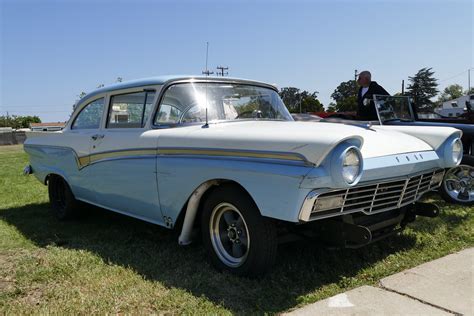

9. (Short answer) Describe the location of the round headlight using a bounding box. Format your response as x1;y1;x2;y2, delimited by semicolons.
342;148;362;184
452;138;463;164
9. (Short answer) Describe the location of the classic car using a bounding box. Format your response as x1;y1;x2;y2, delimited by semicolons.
319;95;473;206
24;76;463;276
371;95;473;206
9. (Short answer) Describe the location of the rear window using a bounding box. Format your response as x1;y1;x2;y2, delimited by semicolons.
107;91;155;128
72;98;105;130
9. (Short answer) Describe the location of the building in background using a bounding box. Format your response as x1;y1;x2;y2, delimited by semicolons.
436;95;474;117
30;122;66;132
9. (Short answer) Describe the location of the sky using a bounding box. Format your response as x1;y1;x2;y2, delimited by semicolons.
1;0;473;122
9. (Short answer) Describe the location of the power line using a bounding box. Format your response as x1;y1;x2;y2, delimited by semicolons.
439;70;468;83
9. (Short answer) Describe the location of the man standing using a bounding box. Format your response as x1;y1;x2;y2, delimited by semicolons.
357;71;390;120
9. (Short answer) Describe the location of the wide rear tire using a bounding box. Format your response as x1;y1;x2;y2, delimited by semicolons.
201;184;277;277
48;175;80;220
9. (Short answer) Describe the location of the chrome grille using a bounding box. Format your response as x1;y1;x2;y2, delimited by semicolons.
310;169;445;220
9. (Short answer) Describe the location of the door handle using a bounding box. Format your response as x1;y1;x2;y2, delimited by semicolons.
91;134;104;141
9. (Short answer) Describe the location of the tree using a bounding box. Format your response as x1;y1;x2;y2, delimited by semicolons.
301;93;324;113
326;102;337;112
331;80;358;112
279;87;323;113
438;84;464;102
0;115;41;129
405;67;439;110
465;87;474;95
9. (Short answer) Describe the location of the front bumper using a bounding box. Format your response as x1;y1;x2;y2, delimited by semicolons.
299;168;445;222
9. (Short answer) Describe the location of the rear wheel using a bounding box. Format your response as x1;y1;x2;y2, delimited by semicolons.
440;165;474;206
201;185;277;277
48;175;80;220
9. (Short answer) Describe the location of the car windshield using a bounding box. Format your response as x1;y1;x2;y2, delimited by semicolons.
155;82;293;125
374;95;415;123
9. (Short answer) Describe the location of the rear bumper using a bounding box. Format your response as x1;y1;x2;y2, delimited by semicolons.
299;168;444;222
23;164;33;175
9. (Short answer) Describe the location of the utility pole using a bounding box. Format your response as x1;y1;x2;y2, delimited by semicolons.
216;66;229;76
468;68;471;94
202;42;214;76
402;80;405;95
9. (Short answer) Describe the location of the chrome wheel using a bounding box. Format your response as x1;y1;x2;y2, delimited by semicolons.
209;202;250;268
443;165;474;203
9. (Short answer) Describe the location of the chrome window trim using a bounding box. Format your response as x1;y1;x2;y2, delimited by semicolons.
105;88;158;129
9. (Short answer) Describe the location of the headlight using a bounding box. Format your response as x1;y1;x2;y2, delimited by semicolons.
330;144;363;187
342;148;362;184
452;138;463;165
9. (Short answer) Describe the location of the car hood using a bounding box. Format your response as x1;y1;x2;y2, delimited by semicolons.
156;121;436;166
384;120;474;135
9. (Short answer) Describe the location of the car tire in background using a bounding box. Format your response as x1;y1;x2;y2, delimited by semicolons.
439;165;474;206
201;184;277;277
48;175;81;220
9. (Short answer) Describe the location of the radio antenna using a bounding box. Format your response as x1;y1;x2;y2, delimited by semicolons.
202;42;214;76
202;42;211;128
202;108;209;128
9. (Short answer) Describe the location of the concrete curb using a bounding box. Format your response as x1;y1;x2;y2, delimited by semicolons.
284;248;473;316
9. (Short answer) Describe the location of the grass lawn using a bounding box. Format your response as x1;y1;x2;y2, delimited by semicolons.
0;144;473;314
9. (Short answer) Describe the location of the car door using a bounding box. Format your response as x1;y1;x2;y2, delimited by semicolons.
86;89;164;225
65;97;107;203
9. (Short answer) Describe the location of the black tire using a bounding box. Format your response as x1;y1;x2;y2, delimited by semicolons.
439;165;474;206
48;175;80;220
201;184;277;277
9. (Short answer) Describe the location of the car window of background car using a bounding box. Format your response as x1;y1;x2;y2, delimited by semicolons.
71;98;105;130
107;91;155;128
154;83;292;126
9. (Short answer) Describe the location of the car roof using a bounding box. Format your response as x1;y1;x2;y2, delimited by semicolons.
75;75;277;109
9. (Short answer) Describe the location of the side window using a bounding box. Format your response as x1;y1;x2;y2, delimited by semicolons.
107;91;155;128
72;98;105;130
154;103;183;124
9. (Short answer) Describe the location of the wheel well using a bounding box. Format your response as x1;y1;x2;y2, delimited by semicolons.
174;179;255;231
44;173;63;185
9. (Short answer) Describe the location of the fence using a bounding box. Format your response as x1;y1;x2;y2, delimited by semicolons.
0;130;27;145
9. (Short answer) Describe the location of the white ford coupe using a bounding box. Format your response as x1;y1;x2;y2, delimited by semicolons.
24;76;463;276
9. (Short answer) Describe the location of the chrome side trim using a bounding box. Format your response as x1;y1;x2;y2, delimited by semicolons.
24;144;310;170
157;147;309;163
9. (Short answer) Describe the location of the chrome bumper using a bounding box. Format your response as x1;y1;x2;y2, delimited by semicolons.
299;168;445;222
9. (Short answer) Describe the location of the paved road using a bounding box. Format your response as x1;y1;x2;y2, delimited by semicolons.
285;248;473;315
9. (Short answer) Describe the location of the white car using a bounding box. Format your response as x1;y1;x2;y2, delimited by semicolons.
24;76;463;276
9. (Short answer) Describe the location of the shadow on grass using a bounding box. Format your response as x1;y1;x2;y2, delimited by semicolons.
0;202;469;313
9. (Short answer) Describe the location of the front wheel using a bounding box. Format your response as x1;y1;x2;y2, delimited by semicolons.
439;165;474;206
201;185;277;277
